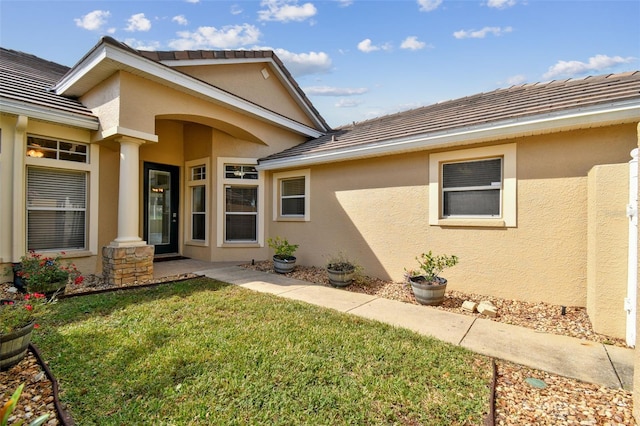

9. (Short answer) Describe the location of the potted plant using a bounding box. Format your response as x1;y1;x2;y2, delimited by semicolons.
405;251;458;306
0;293;50;371
11;251;82;296
267;237;299;274
325;252;358;287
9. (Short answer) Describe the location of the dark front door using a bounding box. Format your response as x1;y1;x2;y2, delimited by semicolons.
144;162;179;255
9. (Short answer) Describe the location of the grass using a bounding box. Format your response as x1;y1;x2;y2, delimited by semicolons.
34;278;491;425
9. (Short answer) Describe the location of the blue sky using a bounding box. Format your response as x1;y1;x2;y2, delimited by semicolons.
1;0;638;127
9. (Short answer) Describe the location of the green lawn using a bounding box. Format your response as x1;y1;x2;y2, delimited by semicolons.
35;278;491;425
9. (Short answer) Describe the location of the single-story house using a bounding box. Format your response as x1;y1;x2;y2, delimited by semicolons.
1;37;639;348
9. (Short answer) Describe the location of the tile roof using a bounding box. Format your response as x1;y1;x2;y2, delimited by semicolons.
0;47;96;119
136;46;329;131
260;71;640;163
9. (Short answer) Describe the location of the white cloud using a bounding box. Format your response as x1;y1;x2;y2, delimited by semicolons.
453;26;513;39
172;15;188;26
230;4;243;15
504;74;527;86
169;24;261;49
273;48;332;76
400;36;427;50
358;39;378;53
417;0;442;12
304;86;368;96
357;39;392;53
74;10;111;31
123;39;161;51
185;0;200;3
258;0;317;22
543;54;635;79
335;98;362;108
125;13;151;32
336;0;354;7
487;0;516;9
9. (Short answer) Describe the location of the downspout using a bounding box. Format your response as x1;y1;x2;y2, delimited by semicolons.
626;148;638;347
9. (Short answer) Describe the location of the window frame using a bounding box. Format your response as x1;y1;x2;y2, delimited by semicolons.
429;144;516;227
24;134;97;255
217;157;264;247
185;158;210;247
272;169;310;221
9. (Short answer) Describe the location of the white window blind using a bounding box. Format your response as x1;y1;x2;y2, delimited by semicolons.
281;177;305;216
442;158;502;217
27;167;87;250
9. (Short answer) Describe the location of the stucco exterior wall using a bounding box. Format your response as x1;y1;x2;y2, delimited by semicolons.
0;114;99;279
174;62;315;128
274;124;637;307
587;164;629;338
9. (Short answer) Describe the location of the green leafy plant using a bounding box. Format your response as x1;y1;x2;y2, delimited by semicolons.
11;251;83;294
267;237;298;260
0;293;51;334
406;251;458;283
1;384;50;426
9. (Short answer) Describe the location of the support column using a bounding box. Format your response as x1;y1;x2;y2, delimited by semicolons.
11;115;28;262
111;136;146;247
102;136;154;286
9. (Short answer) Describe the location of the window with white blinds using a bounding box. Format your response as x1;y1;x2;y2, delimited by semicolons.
281;177;305;216
442;158;502;217
27;167;87;250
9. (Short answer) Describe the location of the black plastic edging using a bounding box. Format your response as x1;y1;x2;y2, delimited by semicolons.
28;343;75;426
485;358;497;426
57;274;204;300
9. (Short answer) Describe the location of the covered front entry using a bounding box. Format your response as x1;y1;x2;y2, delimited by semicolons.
143;162;179;255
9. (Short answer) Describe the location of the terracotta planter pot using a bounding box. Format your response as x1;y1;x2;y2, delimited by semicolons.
409;276;447;306
0;322;34;371
273;255;296;274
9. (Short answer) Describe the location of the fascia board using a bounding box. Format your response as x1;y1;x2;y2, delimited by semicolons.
55;45;326;138
257;103;640;171
0;98;99;130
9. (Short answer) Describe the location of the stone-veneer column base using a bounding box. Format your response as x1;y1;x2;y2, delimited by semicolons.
102;245;154;287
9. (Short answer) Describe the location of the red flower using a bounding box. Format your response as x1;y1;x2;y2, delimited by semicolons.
33;324;40;329
33;293;45;298
25;304;33;311
24;294;31;300
74;275;84;285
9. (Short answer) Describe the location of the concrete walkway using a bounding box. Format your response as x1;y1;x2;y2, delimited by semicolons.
154;259;634;391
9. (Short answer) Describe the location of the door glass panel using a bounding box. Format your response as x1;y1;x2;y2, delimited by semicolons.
148;170;171;245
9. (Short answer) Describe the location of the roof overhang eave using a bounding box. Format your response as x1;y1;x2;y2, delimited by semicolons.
53;42;327;138
0;98;99;130
257;102;640;171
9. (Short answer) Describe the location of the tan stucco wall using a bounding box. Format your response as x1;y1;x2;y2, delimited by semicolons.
273;124;637;308
174;62;316;128
0;114;99;280
587;164;629;338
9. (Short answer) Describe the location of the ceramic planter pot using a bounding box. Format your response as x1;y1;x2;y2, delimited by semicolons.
327;266;355;287
273;255;296;274
409;276;447;306
0;322;34;371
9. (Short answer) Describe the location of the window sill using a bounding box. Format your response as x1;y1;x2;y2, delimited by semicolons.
221;242;261;248
436;219;506;228
275;216;307;222
186;240;209;247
